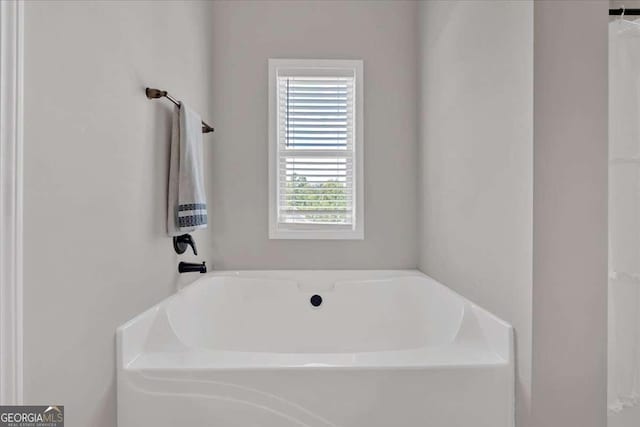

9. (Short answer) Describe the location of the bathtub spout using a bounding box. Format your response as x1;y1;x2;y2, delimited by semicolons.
178;262;207;274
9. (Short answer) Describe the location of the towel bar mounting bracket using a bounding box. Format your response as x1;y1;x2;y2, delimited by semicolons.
145;87;214;134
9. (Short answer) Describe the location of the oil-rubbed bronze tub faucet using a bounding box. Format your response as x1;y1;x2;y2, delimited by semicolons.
178;262;207;274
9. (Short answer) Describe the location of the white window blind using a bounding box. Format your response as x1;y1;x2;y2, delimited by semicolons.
269;59;363;240
277;74;355;226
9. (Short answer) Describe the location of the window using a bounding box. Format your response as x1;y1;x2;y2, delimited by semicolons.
268;59;364;239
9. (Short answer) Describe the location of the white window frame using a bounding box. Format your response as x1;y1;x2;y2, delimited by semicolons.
268;58;364;240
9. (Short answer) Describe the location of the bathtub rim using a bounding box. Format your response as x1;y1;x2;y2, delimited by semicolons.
118;269;511;332
117;269;513;370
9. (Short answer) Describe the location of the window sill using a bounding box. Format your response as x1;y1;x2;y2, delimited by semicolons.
269;226;364;240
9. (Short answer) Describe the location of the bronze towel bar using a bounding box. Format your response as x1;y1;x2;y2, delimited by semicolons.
145;87;214;134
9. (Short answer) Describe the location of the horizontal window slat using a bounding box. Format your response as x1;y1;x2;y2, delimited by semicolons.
285;136;349;140
284;167;349;170
280;91;349;95
282;181;349;185
282;194;351;198
282;83;350;89
283;177;348;180
283;112;348;116
282;100;349;105
286;139;348;143
281;209;351;214
285;171;347;175
285;136;348;140
285;162;348;165
284;164;348;168
286;107;348;111
287;103;349;111
281;85;351;90
287;145;347;151
284;157;348;161
281;186;349;190
284;159;348;163
280;79;350;83
282;203;352;206
287;121;348;126
282;188;350;191
285;131;348;135
282;199;352;203
283;185;350;188
284;121;350;125
282;195;350;198
280;181;349;184
283;93;349;97
283;174;351;177
285;168;347;173
281;211;351;215
283;181;351;185
284;182;349;185
282;197;350;201
283;181;349;185
283;135;350;141
282;204;351;208
282;189;350;193
284;146;348;150
285;121;349;125
285;124;349;128
283;113;348;118
280;150;353;157
282;202;351;206
284;95;348;100
282;201;351;205
284;146;350;150
285;182;348;186
285;123;348;127
286;130;348;134
283;136;351;139
281;86;350;90
281;221;351;225
286;104;348;109
281;90;349;94
280;210;350;214
285;103;348;108
283;87;350;91
280;220;351;225
284;145;350;148
282;88;350;92
283;167;347;172
286;126;348;129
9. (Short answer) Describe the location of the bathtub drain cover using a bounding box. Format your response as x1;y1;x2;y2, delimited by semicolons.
310;294;323;307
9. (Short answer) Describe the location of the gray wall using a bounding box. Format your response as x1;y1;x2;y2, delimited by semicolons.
417;1;534;425
23;1;215;426
22;1;418;425
418;2;609;427
207;0;418;269
532;2;608;427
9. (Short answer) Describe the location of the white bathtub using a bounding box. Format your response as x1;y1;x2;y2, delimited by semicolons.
117;270;514;427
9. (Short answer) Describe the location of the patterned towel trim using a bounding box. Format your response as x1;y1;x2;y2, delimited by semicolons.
177;203;208;228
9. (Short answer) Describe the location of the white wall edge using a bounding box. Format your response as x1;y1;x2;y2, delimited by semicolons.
0;0;24;405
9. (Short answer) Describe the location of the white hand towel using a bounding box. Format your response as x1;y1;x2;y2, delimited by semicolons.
167;102;207;236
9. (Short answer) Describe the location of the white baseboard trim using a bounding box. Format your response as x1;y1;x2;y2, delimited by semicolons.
0;0;24;405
